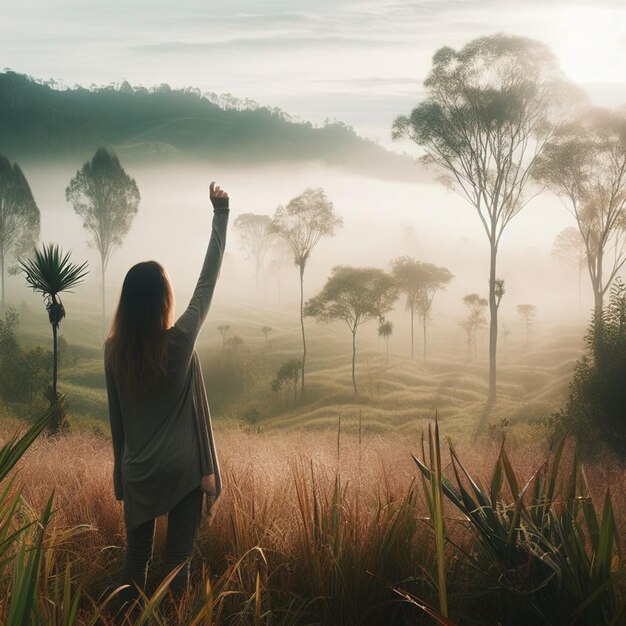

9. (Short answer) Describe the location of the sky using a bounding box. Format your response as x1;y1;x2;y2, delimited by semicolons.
2;0;625;147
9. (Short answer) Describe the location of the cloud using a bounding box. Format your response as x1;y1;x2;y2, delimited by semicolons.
315;77;424;88
134;35;404;55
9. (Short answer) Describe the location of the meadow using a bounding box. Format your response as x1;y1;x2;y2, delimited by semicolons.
1;295;624;624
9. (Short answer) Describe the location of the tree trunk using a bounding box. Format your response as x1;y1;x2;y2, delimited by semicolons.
351;327;357;401
52;321;58;401
0;250;4;310
101;254;106;339
593;255;603;312
386;336;389;364
578;262;582;311
410;306;414;359
299;264;306;399
423;315;427;362
488;244;498;404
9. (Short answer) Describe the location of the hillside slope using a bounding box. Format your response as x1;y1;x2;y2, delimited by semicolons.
0;72;423;181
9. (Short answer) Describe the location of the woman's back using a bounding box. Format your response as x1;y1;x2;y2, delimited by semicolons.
105;188;229;529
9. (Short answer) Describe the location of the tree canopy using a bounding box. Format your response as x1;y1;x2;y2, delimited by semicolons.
66;147;140;332
534;107;626;310
0;154;40;306
271;188;342;272
233;213;274;292
305;266;398;398
391;256;453;359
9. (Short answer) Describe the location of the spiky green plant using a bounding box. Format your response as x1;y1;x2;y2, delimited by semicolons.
412;435;625;624
19;244;88;434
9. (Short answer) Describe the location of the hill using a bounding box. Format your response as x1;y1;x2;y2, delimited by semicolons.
0;71;423;181
6;296;582;441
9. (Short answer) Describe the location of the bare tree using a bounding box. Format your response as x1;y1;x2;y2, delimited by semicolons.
535;108;626;311
0;155;40;308
66;148;140;335
233;213;274;294
305;266;398;400
517;304;537;343
393;34;575;403
271;188;342;398
551;227;587;308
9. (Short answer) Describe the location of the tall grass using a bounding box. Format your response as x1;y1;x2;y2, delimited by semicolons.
0;421;624;624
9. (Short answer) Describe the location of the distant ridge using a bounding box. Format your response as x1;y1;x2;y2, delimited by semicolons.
0;72;424;181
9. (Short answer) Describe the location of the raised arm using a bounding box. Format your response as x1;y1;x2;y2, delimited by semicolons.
174;182;230;340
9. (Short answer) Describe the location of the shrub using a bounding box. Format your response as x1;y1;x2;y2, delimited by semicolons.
565;278;626;457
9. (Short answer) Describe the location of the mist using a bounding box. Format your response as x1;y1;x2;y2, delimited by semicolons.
11;159;589;331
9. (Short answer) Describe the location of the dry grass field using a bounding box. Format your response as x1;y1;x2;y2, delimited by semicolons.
0;421;623;625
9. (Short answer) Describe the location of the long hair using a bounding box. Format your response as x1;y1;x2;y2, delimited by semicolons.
107;261;174;390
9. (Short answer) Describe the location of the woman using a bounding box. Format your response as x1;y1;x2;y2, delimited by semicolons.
104;181;230;604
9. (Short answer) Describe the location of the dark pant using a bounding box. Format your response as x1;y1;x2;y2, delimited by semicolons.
118;487;203;604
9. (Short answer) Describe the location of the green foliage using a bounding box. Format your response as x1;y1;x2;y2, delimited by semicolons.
271;188;342;271
65;147;140;271
0;154;40;305
565;278;626;457
200;343;262;416
19;244;89;305
271;358;302;403
0;309;51;411
305;266;398;328
413;435;625;624
20;243;88;433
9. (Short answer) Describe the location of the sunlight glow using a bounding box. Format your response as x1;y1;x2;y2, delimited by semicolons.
550;6;625;85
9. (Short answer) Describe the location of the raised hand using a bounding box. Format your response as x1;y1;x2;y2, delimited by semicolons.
209;181;229;210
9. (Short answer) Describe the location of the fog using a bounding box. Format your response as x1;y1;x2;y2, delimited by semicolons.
10;160;591;336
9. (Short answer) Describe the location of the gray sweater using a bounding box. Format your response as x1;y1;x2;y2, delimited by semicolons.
105;208;229;528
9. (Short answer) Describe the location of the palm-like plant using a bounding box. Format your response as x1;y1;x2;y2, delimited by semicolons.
19;244;88;432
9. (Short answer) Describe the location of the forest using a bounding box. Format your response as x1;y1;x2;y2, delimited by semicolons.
0;32;624;626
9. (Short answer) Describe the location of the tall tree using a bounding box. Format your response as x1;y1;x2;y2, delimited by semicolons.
267;236;293;303
0;155;40;308
551;227;587;307
304;266;398;400
66;148;140;335
233;213;274;294
393;34;573;403
459;293;488;361
517;304;537;343
391;257;453;360
535;108;626;311
271;188;342;398
20;244;88;434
